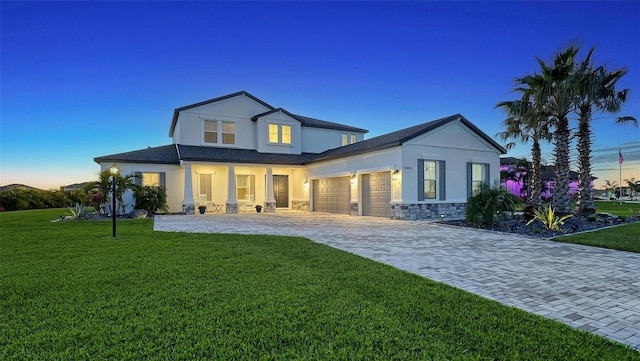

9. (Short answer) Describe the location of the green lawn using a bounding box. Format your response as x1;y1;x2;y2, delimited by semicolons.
595;200;640;216
1;209;638;360
551;201;640;253
554;222;640;253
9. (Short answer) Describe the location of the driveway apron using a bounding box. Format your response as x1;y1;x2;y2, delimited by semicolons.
154;212;640;350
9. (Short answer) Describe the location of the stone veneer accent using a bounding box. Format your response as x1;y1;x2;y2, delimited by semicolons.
291;200;309;211
350;202;358;216
225;203;238;214
392;202;466;221
264;201;276;213
182;204;195;215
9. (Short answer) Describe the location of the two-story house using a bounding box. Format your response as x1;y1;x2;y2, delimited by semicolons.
94;91;506;220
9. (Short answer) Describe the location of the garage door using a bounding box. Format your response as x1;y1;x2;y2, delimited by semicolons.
313;177;350;214
362;172;391;217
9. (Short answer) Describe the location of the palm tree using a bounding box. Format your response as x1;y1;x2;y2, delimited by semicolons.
515;46;581;214
625;177;638;201
496;99;551;207
574;50;637;214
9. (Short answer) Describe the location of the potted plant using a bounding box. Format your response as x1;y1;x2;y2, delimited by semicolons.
255;205;263;213
198;205;207;214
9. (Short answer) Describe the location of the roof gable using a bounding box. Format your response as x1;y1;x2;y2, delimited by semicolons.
169;91;274;137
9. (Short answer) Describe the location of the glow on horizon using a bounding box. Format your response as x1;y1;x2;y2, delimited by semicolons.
1;2;638;190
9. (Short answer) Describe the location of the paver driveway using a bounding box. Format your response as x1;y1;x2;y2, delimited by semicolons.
154;211;640;350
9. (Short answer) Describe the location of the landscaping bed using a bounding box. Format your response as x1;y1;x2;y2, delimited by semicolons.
441;214;639;238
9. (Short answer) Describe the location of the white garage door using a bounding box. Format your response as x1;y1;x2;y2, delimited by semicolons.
362;172;391;217
313;177;350;214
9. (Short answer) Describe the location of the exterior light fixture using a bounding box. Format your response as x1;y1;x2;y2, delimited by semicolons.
110;164;120;238
392;169;400;181
303;179;309;188
350;174;357;185
440;214;445;221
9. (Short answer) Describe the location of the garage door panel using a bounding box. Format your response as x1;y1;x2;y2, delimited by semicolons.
313;177;350;214
364;172;391;217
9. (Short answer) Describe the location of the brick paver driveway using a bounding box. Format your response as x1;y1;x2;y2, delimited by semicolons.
154;211;640;349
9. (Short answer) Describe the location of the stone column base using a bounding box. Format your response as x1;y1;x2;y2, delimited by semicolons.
264;201;276;213
225;203;238;214
182;204;195;215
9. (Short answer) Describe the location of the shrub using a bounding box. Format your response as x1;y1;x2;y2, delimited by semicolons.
134;186;168;215
587;215;597;222
466;183;522;225
66;203;91;220
526;205;573;232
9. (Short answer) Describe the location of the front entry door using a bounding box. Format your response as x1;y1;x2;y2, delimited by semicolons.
273;175;289;208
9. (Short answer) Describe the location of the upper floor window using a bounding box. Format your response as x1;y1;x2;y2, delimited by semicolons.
204;120;235;145
268;123;292;145
222;122;235;144
204;120;217;143
342;133;357;146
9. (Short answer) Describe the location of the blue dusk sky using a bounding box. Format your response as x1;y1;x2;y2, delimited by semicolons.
1;1;639;190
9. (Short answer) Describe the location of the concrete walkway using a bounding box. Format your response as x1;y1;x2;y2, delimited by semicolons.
154;211;640;350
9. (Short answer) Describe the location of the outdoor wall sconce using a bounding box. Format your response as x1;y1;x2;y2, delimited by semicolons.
303;179;309;188
350;174;357;185
392;169;400;181
110;163;120;239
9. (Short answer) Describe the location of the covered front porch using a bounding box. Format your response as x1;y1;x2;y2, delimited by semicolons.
180;162;309;214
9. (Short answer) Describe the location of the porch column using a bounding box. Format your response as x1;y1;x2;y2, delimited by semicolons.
264;167;276;213
226;165;238;214
182;163;195;215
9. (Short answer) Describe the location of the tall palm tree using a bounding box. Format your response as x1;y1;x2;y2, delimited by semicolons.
516;46;581;214
496;99;551;207
574;50;637;214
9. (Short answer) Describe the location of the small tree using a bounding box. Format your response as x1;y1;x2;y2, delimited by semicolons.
134;186;168;215
466;183;522;225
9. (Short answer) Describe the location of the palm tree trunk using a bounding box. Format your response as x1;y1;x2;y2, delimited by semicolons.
553;117;571;214
529;140;542;208
576;117;595;215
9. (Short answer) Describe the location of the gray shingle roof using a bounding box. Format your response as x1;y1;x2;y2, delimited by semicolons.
94;145;180;164
307;114;507;163
169;91;368;136
177;145;316;165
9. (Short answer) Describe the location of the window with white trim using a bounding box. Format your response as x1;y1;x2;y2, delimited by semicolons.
268;123;292;145
423;161;437;199
198;173;213;202
342;133;357;146
204;120;235;145
204;120;217;143
236;175;256;201
222;122;235;144
468;162;489;196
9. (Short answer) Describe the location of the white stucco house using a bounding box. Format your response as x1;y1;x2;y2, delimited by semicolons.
94;91;506;220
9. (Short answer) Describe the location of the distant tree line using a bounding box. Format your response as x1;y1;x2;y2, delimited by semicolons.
0;187;88;212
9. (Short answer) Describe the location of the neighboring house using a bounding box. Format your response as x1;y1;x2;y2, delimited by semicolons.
95;91;505;220
500;157;589;200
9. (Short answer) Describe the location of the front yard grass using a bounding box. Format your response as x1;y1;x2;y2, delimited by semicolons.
1;209;638;359
595;200;640;216
554;222;640;253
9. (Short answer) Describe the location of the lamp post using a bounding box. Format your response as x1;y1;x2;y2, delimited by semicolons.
110;164;119;238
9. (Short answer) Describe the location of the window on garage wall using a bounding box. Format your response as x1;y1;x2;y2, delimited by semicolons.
418;160;446;201
467;162;490;197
